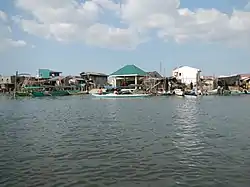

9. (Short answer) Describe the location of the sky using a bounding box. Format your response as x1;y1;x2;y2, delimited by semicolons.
0;0;250;76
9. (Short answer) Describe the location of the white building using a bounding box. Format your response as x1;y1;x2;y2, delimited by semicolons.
172;66;201;85
0;75;13;90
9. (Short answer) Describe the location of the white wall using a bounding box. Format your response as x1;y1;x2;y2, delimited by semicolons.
108;77;116;86
0;76;12;84
172;66;201;85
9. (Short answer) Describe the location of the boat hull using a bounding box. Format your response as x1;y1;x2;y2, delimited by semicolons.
67;90;89;95
175;93;184;96
16;92;31;97
173;89;184;96
32;90;70;97
184;92;198;97
185;94;198;98
91;93;151;98
230;91;242;96
157;91;173;96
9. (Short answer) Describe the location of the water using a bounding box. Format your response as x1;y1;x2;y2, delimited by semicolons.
0;95;250;187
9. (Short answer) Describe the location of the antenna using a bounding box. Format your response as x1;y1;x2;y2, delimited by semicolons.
160;62;162;76
119;0;122;16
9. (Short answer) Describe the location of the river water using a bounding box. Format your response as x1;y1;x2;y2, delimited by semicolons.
0;95;250;187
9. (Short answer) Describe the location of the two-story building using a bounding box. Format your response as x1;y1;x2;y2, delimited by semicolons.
172;66;201;85
38;69;62;79
0;75;14;91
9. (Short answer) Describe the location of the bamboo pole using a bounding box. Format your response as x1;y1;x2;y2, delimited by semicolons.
14;71;18;98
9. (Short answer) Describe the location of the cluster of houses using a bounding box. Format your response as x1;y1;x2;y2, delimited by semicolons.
1;65;250;93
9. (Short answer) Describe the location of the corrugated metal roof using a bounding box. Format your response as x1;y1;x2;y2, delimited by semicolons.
80;72;108;76
147;71;162;78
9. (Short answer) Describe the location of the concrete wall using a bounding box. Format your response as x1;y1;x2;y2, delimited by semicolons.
0;76;13;90
0;76;12;84
172;66;201;85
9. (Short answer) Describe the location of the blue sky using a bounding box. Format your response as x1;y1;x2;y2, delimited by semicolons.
0;0;250;76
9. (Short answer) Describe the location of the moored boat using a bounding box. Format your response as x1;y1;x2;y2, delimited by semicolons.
15;91;31;97
184;89;198;97
243;90;250;94
230;90;242;96
91;93;151;98
157;90;173;96
15;86;44;97
32;90;70;97
67;90;89;95
184;92;198;97
207;89;218;95
173;89;184;96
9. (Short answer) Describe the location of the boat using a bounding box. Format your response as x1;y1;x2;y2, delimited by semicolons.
67;90;89;95
15;86;44;97
207;89;218;95
184;91;198;97
184;88;199;97
173;89;184;96
243;90;250;94
230;90;243;96
220;90;242;96
15;91;31;97
32;90;70;97
157;90;173;96
159;92;173;96
91;93;151;98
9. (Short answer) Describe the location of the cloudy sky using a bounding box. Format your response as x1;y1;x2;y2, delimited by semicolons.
0;0;250;76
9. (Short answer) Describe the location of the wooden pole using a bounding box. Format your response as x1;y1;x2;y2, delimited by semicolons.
163;67;166;91
14;71;18;98
160;62;162;76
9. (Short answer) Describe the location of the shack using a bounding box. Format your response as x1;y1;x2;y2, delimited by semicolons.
80;72;108;89
216;75;241;90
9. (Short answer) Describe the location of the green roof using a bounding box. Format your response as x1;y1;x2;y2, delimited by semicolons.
110;65;147;76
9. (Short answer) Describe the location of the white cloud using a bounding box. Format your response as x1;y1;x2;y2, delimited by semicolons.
0;39;27;51
85;23;147;49
0;11;8;22
13;0;250;49
6;39;27;47
14;0;144;48
0;11;27;51
120;0;250;46
245;1;250;10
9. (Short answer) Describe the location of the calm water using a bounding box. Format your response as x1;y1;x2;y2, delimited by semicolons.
0;95;250;187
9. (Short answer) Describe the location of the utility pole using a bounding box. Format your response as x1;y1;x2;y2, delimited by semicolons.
163;67;166;91
14;71;18;98
160;62;162;76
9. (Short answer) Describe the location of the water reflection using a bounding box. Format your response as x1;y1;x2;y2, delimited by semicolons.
1;96;250;186
172;99;205;162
